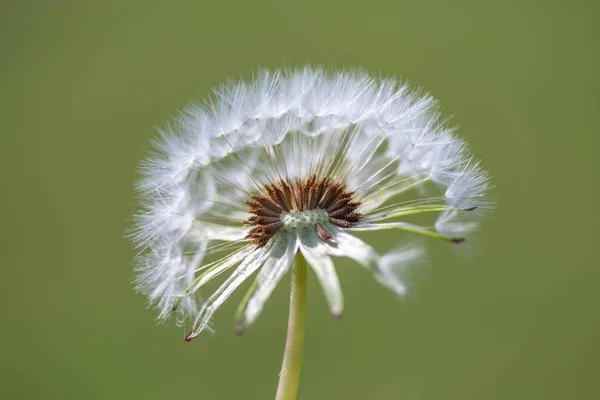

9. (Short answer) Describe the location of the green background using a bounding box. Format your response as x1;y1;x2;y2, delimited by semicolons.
2;0;598;399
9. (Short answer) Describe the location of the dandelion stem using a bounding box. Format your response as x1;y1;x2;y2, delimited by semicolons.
275;252;308;400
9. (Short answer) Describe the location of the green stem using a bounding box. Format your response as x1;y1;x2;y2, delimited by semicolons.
275;252;308;400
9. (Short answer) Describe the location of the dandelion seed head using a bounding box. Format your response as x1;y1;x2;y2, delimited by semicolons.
130;66;492;341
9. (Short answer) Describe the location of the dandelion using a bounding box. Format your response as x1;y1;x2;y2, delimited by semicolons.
131;66;491;399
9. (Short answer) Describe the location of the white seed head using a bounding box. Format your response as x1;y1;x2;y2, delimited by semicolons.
130;66;492;341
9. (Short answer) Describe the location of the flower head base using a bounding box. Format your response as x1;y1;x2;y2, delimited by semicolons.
245;175;361;247
131;66;491;341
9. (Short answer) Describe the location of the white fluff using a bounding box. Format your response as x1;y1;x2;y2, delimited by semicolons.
130;66;491;340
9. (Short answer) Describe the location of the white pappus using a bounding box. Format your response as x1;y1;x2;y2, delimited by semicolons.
130;66;491;341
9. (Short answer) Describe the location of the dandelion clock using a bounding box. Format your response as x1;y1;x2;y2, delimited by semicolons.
130;66;491;399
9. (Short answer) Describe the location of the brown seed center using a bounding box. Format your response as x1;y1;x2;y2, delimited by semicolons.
245;174;361;247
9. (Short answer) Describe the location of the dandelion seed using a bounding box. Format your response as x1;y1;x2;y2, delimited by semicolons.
131;66;491;344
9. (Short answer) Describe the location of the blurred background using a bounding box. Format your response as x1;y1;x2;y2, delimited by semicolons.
1;0;598;399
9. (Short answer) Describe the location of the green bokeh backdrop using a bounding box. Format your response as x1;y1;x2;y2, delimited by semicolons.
1;0;598;399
